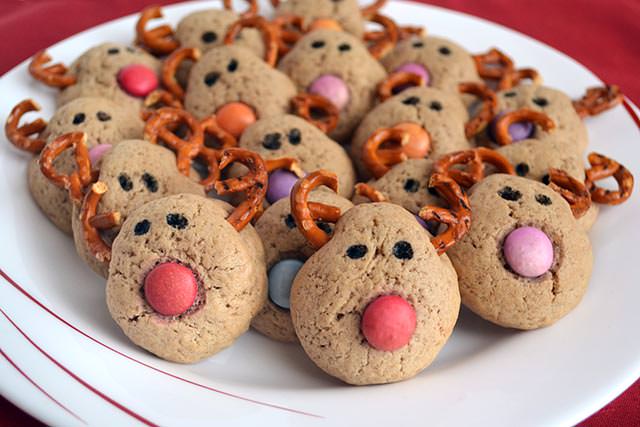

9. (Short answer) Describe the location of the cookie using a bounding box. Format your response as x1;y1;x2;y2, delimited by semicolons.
106;193;267;363
278;29;387;142
447;174;593;329
273;0;366;37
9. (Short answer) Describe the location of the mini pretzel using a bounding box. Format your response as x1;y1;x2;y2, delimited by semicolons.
136;6;179;55
494;108;555;146
224;16;279;67
214;148;268;231
365;14;399;59
572;85;623;118
378;71;425;101
161;48;201;100
362;127;410;179
28;51;76;88
459;82;498;139
584;152;633;205
434;147;515;188
81;182;118;263
290;170;340;249
223;0;258;18
472;48;515;90
291;93;339;134
265;157;304;177
361;0;388;18
546;168;591;218
141;90;184;120
5;99;47;154
354;183;387;202
418;173;472;255
510;68;542;88
39;132;92;203
272;15;305;57
365;25;424;42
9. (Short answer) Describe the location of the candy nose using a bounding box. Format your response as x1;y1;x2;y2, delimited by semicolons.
361;295;416;351
268;259;305;310
489;112;534;143
216;102;257;138
503;226;554;278
395;62;430;87
117;64;159;98
393;122;431;159
144;262;198;316
88;143;112;166
266;169;300;204
308;74;350;111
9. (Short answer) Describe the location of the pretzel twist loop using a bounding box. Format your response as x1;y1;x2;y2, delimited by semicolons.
378;71;425;101
291;93;339;134
272;14;306;57
223;0;259;18
361;0;388;18
28;51;76;88
434;147;515;189
5;99;48;154
472;48;514;89
365;14;399;59
458;82;498;139
547;168;592;218
81;181;119;263
362;127;410;179
494;108;556;146
572;85;623;118
141;89;184;120
135;6;179;55
584;152;633;205
224;16;279;67
161;48;201;100
354;183;387;202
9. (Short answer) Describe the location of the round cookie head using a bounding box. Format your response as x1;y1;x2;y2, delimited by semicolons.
278;29;387;142
106;193;267;363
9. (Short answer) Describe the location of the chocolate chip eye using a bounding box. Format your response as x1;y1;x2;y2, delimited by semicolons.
338;43;351;52
118;173;133;191
227;59;238;72
541;174;551;185
412;41;424;48
504;91;516;98
536;194;552;206
284;213;296;229
427;186;438;196
498;186;522;201
126;46;136;53
346;244;367;259
402;96;420;105
438;46;451;55
96;111;111;122
72;113;85;125
107;48;119;55
311;40;325;49
201;31;217;43
404;178;419;193
392;240;413;260
166;213;188;230
262;133;282;150
316;221;332;234
429;101;443;111
533;97;549;107
134;219;150;236
515;162;529;177
141;172;158;192
288;128;301;145
204;71;220;86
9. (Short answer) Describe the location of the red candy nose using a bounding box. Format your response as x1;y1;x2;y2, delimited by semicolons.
117;64;158;98
361;295;416;351
144;262;198;316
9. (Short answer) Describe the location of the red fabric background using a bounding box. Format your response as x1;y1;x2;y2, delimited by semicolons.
0;1;638;426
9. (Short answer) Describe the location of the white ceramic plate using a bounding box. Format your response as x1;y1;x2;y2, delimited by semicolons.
1;1;638;426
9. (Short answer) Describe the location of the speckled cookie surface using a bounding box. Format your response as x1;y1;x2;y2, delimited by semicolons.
381;35;481;93
71;140;205;277
350;86;471;179
291;203;460;385
447;174;593;329
28;97;145;234
278;30;387;142
184;45;297;120
106;193;267;363
58;43;161;108
274;0;365;37
252;190;354;342
239;115;356;197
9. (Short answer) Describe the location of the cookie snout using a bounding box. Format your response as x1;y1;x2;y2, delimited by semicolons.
144;262;198;316
502;226;554;278
394;62;430;87
117;64;159;97
215;102;257;138
308;74;350;111
361;295;417;351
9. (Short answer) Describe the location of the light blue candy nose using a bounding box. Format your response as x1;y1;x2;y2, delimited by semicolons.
268;259;305;310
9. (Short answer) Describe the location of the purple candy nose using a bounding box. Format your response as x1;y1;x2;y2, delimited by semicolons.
503;226;554;278
395;62;430;87
267;169;300;204
489;112;534;143
308;74;350;111
88;144;112;165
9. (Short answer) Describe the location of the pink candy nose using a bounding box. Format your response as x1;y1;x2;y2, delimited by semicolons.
361;295;416;351
144;262;198;316
395;62;430;86
117;64;158;98
88;144;112;165
308;74;350;111
503;226;554;278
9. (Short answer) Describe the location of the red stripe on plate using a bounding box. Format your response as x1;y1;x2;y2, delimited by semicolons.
0;268;323;418
0;348;87;425
1;309;160;427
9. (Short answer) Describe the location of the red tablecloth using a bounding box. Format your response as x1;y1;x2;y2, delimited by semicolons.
0;1;638;426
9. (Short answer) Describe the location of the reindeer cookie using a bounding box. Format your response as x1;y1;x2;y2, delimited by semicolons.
5;97;145;233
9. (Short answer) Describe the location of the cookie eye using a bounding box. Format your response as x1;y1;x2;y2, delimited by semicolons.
346;244;367;259
427;185;438;196
403;178;419;193
134;219;150;236
96;111;111;122
412;41;424;48
227;59;238;72
107;47;119;55
438;46;451;55
311;40;325;49
126;46;136;53
392;240;413;260
429;101;443;111
533;97;549;107
316;221;332;234
141;172;158;192
515;162;529;177
535;194;552;206
72;113;86;125
288;128;301;145
166;213;188;230
204;71;220;86
402;96;420;105
118;173;133;191
504;91;516;98
201;31;217;43
262;133;282;150
338;43;351;52
284;213;296;229
541;174;551;185
498;186;522;201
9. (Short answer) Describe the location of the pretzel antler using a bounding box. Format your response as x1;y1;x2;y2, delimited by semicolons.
28;51;76;88
272;14;306;57
472;48;514;90
572;85;623;118
224;16;279;67
81;181;119;263
377;71;425;101
354;183;387;202
223;0;258;18
361;0;388;18
493;108;555;146
161;48;201;100
291;93;339;134
135;6;179;55
362;127;410;179
434;147;515;189
5;99;48;154
141;89;184;120
547;168;591;218
458;82;498;139
418;173;472;255
584;152;633;205
365;14;399;59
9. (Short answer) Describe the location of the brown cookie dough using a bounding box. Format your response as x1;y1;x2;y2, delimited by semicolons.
273;0;366;37
239;115;356;197
252;190;354;342
106;193;267;363
278;29;387;142
28;97;145;234
291;203;460;385
447;174;593;329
